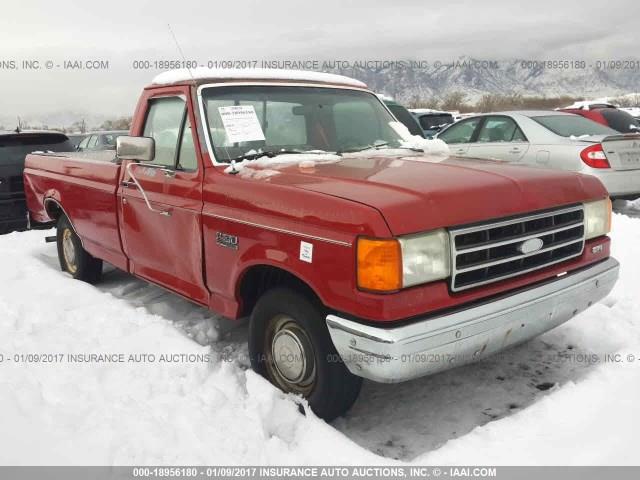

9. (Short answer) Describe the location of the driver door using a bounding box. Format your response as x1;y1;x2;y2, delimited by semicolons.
119;93;208;305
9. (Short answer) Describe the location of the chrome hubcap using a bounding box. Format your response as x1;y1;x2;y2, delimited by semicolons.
267;316;316;394
272;329;307;383
62;229;77;273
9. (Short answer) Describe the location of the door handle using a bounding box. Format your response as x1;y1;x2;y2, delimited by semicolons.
125;162;173;218
121;180;135;188
161;169;176;178
509;148;521;154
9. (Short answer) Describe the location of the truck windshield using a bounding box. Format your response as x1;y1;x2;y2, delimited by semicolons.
0;133;75;165
200;85;407;162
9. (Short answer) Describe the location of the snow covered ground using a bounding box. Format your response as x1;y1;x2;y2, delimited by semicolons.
1;213;639;465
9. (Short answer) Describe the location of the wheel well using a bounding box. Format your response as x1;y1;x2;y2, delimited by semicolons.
44;199;63;221
238;265;322;318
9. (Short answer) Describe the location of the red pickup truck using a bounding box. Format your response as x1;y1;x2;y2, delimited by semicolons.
24;69;619;420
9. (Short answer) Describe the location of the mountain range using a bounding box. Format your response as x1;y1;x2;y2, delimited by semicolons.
333;57;640;103
2;57;639;129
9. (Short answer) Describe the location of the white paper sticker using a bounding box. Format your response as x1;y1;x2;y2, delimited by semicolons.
218;105;266;143
300;241;313;263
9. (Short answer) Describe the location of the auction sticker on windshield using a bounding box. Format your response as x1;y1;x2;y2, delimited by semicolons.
218;105;266;143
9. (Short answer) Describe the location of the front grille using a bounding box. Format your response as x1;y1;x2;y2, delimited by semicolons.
450;205;585;291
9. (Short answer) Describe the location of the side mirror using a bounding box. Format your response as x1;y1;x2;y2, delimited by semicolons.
116;136;155;162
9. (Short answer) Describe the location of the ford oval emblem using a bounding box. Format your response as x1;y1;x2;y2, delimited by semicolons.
518;238;544;254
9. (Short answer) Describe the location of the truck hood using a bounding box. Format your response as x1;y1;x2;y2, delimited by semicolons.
249;154;608;235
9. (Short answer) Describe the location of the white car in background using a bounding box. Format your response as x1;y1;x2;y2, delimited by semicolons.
437;111;640;198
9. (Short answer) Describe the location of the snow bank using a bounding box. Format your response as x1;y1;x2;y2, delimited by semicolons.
1;213;639;465
152;68;367;89
413;214;640;465
0;231;382;465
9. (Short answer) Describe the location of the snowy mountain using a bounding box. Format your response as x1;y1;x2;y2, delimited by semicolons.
333;58;640;103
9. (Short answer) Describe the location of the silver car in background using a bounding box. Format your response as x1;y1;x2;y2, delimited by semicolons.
437;111;640;198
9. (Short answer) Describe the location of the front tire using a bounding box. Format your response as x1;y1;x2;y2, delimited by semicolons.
249;287;362;421
56;214;103;283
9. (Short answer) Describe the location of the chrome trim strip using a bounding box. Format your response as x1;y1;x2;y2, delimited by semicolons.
449;205;585;292
202;212;352;247
451;204;584;235
196;81;373;167
327;257;619;383
455;222;583;253
455;238;584;273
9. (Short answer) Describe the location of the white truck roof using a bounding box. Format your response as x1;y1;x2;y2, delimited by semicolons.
151;68;367;88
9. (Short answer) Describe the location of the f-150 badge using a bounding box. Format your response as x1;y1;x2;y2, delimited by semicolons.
216;232;238;250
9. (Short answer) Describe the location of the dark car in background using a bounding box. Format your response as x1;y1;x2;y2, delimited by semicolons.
409;109;456;138
0;131;75;233
560;105;640;134
76;130;128;151
381;98;424;137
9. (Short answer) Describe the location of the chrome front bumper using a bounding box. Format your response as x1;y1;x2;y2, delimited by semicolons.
327;257;619;383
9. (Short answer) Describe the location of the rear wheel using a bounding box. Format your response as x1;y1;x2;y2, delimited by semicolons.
56;214;103;283
249;287;362;421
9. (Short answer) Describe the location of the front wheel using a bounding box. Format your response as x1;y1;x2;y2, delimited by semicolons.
249;287;362;421
56;214;103;283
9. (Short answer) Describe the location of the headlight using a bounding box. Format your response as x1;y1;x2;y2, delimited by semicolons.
584;198;612;240
399;229;451;287
357;229;451;292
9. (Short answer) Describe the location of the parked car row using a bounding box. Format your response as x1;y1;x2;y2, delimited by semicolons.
68;130;129;151
435;110;640;198
378;95;640;199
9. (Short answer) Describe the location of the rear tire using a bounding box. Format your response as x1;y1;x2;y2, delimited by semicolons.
249;287;362;421
56;214;103;283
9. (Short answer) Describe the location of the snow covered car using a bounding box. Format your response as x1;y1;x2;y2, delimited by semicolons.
23;70;619;420
410;109;455;138
437;111;640;198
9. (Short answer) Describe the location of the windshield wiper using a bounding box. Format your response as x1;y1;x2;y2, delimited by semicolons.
337;141;390;154
226;149;336;163
337;141;424;154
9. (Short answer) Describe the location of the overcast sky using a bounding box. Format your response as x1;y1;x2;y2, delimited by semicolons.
1;0;638;121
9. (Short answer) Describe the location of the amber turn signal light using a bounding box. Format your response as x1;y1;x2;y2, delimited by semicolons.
357;238;402;292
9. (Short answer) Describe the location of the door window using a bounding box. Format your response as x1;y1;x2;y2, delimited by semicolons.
143;97;187;167
438;118;481;144
477;116;526;143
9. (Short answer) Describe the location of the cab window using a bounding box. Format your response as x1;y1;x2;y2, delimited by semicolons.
143;97;198;171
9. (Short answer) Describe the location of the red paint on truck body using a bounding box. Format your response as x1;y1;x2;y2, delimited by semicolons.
23;80;612;324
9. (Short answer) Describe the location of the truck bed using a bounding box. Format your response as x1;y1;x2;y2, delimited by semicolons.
23;151;127;270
